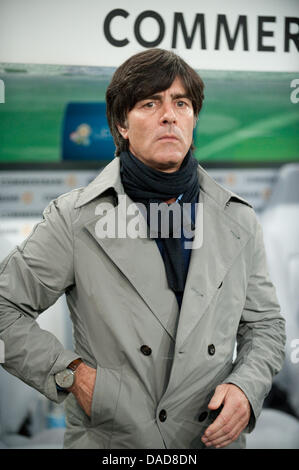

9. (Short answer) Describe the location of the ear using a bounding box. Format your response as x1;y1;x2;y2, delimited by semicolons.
193;116;198;129
117;124;129;140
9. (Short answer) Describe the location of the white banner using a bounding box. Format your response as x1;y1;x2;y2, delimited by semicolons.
0;0;298;71
0;167;278;216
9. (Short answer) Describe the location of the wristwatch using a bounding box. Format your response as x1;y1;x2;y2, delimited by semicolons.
55;358;82;390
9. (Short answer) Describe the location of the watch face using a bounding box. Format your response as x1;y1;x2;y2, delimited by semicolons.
55;369;74;389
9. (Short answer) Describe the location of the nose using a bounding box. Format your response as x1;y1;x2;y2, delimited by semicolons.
160;101;177;125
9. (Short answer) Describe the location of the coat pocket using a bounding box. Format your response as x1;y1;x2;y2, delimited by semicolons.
90;364;122;427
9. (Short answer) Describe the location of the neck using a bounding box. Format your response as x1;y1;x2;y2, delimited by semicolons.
164;197;177;204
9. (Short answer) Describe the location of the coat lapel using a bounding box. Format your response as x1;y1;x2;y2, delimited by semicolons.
82;190;179;342
175;166;252;349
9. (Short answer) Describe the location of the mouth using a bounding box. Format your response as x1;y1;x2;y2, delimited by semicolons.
157;135;180;142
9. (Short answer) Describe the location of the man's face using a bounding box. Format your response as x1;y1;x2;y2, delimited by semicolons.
118;77;196;173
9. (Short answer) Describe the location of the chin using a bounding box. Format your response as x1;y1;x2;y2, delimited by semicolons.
153;155;185;172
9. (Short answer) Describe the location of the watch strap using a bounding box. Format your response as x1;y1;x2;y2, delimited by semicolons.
67;358;83;372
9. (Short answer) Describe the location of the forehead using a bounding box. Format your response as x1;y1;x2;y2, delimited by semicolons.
164;77;187;95
140;76;188;101
164;76;188;95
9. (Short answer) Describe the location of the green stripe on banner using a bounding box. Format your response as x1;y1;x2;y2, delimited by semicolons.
0;66;298;163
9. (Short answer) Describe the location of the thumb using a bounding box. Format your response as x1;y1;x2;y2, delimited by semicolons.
208;384;227;410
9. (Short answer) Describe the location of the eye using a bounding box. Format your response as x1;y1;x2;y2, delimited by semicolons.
176;100;188;108
143;101;155;108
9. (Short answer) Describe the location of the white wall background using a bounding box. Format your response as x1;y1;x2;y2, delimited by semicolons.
0;0;298;71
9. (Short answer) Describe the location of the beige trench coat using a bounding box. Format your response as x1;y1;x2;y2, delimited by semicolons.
0;158;286;449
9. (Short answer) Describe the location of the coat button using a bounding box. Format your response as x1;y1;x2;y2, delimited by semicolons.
208;344;216;355
140;345;152;356
159;409;167;422
198;411;208;422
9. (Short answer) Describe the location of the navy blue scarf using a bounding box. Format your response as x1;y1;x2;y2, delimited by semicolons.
119;150;199;294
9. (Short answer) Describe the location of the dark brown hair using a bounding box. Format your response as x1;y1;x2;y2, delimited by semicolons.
106;48;205;156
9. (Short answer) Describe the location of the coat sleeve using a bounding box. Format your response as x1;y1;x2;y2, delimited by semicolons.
223;216;286;432
0;193;81;403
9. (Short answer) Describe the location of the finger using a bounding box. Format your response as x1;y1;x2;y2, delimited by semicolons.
202;406;250;447
204;392;248;438
213;428;241;448
203;404;235;439
203;422;242;448
203;407;243;442
207;385;226;410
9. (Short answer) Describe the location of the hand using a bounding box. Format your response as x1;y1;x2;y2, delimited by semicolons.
201;383;251;448
68;362;97;417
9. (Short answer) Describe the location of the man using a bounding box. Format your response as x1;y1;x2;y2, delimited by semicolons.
0;49;285;449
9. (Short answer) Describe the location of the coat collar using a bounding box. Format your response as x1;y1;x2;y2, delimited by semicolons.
74;157;252;211
74;158;124;209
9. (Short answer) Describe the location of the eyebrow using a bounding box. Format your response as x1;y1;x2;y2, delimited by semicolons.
141;93;192;102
